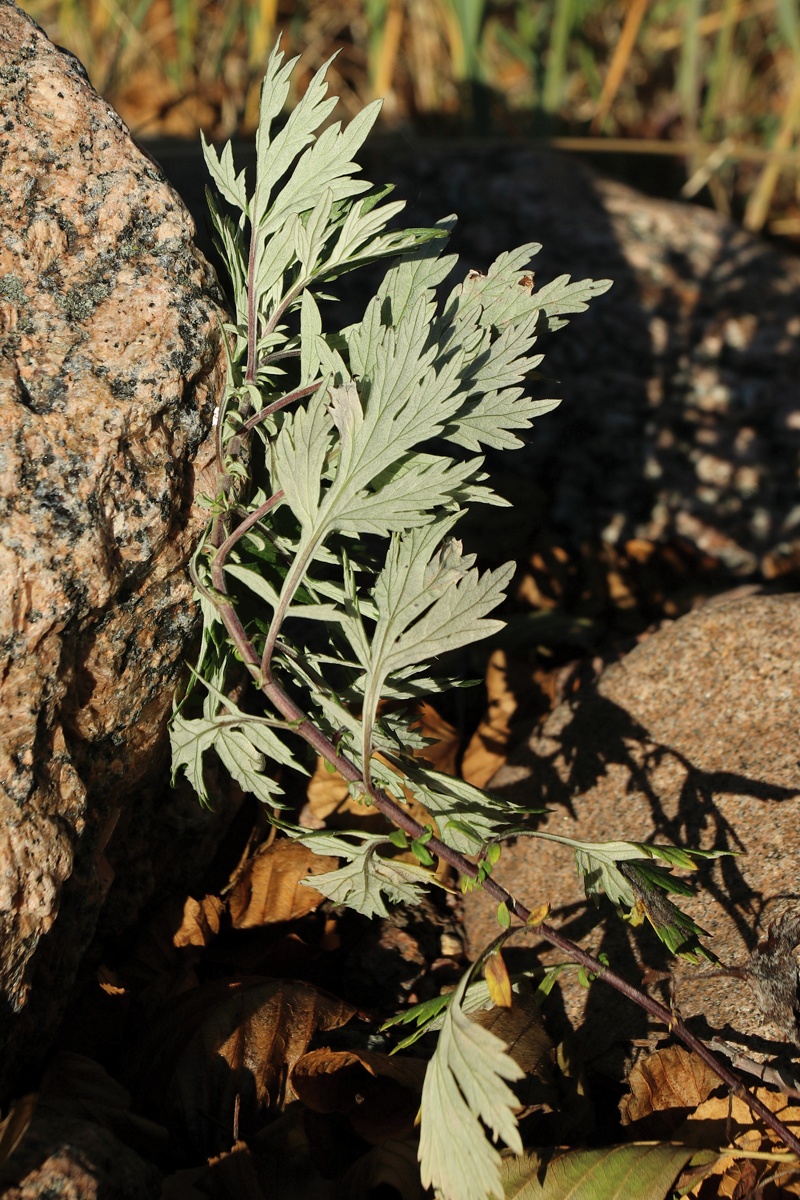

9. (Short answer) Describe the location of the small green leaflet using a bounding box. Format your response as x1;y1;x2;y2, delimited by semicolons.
523;833;730;961
384;979;516;1052
296;829;436;918
419;960;524;1200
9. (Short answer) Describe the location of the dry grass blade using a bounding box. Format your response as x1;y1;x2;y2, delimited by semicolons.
591;0;650;133
744;71;800;231
368;0;405;99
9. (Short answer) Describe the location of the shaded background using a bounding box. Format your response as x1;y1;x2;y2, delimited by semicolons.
18;0;800;241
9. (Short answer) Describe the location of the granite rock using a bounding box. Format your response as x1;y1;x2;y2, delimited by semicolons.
462;594;800;1073
0;2;227;1092
0;1114;162;1200
0;1054;163;1199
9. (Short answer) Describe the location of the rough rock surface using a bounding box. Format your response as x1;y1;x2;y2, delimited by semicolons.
0;2;227;1093
0;1115;161;1200
462;594;800;1073
0;1054;163;1199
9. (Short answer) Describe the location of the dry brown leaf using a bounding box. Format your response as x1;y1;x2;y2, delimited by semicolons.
461;649;517;788
620;1045;722;1125
173;895;226;947
484;949;513;1008
684;1088;800;1141
204;1141;268;1200
291;1047;426;1143
516;543;572;610
228;840;338;928
97;964;127;996
305;757;364;823
472;998;553;1079
342;1137;423;1200
680;1089;800;1198
162;1142;271;1200
135;978;356;1157
472;996;556;1115
411;702;459;776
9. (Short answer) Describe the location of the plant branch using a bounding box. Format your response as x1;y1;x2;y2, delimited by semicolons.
213;622;800;1159
239;380;322;434
214;491;285;571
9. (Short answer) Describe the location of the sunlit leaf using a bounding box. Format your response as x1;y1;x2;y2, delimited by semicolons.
498;1143;698;1200
419;963;524;1200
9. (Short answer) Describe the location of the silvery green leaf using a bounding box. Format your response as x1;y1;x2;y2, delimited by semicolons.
251;46;318;228
315;336;352;385
205;188;248;322
531;273;613;326
200;133;248;215
347;294;385;378
170;712;293;807
261;99;381;238
356;528;511;757
328;196;407;267
333;454;481;536
272;387;334;529
294;188;335;277
299;291;323;384
419;962;524;1200
376;228;458;324
371;538;512;679
253;217;298;302
449;243;542;329
223;562;281;611
462;309;543;394
170;714;219;806
213;725;286;804
190;673;306;771
402;765;516;853
297;830;434;918
444;392;561;452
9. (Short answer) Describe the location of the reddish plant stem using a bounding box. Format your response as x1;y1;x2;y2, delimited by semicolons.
214;491;285;568
239;381;321;434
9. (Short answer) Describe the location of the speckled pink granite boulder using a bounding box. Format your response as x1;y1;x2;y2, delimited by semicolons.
463;594;800;1073
0;1;227;1092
